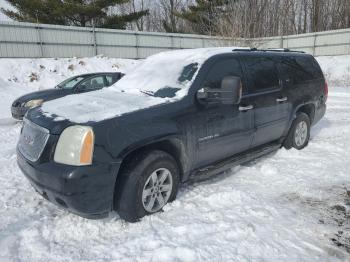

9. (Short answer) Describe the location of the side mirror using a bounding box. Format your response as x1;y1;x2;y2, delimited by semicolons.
197;76;242;105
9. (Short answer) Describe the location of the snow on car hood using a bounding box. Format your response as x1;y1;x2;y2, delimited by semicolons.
41;90;165;123
41;47;248;123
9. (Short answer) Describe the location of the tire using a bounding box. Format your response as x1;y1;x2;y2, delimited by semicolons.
283;112;311;150
115;150;180;222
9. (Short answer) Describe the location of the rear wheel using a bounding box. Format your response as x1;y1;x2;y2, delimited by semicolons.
284;112;310;150
115;150;179;222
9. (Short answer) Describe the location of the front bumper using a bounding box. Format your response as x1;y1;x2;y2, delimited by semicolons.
11;106;28;120
17;149;121;219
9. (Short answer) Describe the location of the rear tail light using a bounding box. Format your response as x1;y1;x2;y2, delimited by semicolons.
324;81;328;102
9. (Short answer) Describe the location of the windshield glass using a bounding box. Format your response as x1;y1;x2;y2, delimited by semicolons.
56;76;85;89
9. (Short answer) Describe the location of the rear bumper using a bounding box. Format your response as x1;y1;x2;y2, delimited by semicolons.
11;106;28;120
312;103;326;126
17;149;121;219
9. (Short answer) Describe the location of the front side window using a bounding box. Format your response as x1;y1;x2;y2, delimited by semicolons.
203;58;244;92
79;76;106;90
244;56;279;93
57;76;84;89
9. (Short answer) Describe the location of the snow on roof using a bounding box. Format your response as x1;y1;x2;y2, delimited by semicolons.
41;47;247;123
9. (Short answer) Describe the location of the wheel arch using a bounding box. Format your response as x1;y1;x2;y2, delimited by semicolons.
112;137;188;210
282;102;316;142
116;136;189;181
295;103;316;123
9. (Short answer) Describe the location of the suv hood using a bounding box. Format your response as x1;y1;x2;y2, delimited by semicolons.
39;89;167;124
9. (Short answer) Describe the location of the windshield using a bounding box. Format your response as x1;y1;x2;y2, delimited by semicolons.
56;76;85;89
111;50;203;99
110;47;242;99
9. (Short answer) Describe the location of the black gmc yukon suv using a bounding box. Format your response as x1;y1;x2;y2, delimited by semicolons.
17;48;327;222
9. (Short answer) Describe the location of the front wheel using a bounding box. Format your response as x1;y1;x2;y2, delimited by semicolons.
284;112;311;150
115;150;180;222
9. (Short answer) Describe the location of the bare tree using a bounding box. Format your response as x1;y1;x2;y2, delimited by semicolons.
103;0;350;37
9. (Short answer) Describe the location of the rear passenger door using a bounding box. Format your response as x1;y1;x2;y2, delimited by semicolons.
242;55;290;147
278;55;325;106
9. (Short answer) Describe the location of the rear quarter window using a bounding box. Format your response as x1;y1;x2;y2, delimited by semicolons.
279;56;323;84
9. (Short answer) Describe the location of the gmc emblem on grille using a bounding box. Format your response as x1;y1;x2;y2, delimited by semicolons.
23;134;34;145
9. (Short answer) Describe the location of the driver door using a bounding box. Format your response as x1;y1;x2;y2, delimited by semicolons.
194;58;255;168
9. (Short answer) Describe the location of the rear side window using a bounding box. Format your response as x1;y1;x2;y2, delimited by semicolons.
106;75;114;86
243;56;279;93
79;76;106;90
203;58;245;92
279;56;323;84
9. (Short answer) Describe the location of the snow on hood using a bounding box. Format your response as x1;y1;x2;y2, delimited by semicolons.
41;90;165;123
41;47;247;123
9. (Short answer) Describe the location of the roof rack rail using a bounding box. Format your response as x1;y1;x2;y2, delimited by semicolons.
265;48;290;52
232;47;305;53
262;48;305;53
232;47;257;52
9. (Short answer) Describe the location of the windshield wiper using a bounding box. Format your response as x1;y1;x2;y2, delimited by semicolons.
140;90;155;97
140;87;181;98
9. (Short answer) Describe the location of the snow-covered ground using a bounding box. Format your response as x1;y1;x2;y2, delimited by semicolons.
0;55;349;261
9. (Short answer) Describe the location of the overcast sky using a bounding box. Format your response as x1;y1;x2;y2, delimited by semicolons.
0;0;12;21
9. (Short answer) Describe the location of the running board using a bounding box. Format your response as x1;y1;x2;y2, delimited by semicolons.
190;142;281;182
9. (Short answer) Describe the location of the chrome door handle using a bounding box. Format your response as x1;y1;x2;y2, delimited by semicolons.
239;105;254;111
276;97;288;102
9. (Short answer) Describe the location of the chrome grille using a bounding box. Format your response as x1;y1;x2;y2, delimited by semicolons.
18;119;49;162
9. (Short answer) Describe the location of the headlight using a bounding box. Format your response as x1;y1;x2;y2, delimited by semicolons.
25;99;44;108
54;126;94;166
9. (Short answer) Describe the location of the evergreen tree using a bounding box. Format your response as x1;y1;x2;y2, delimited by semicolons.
176;0;228;35
1;0;148;29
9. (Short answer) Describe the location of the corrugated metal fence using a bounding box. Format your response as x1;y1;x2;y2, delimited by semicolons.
0;21;234;58
257;28;350;56
0;21;349;58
